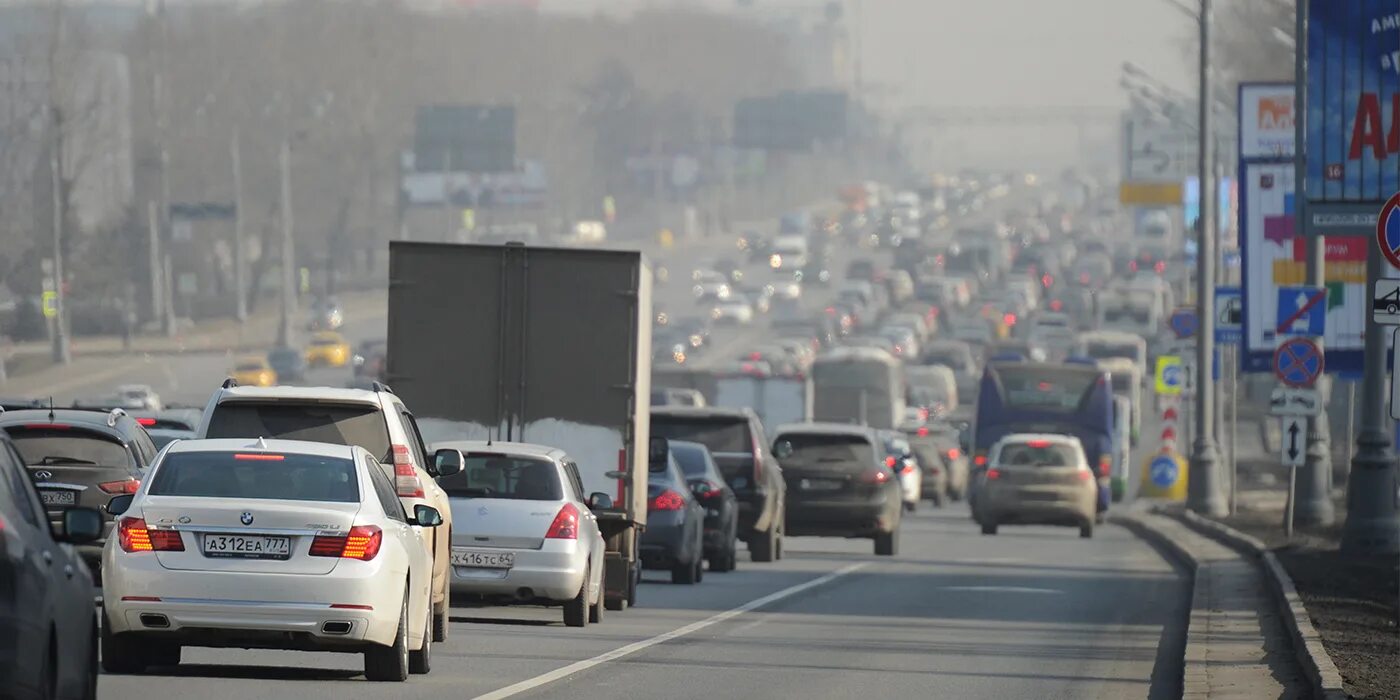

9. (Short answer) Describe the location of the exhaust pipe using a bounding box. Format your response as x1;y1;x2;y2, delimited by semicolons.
321;621;352;635
139;613;170;629
514;587;534;600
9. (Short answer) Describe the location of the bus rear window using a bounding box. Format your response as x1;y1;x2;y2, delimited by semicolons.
995;368;1099;411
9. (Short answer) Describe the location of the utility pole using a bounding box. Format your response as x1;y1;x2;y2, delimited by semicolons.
1187;0;1227;517
231;128;247;322
46;0;70;365
155;0;174;338
277;137;296;349
1292;0;1334;528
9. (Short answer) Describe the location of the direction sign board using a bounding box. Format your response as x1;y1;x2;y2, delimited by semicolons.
1123;119;1195;182
1275;286;1327;337
1373;279;1400;325
1168;307;1198;339
1281;416;1306;468
1274;337;1324;388
1154;355;1184;396
1215;286;1243;343
1270;387;1322;416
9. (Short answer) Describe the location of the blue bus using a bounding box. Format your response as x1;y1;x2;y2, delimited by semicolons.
972;360;1114;513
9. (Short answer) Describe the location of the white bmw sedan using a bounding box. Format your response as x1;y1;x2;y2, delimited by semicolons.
100;438;445;682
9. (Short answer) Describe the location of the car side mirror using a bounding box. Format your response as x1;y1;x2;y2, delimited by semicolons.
106;494;134;516
648;436;669;467
588;492;613;510
412;505;443;527
61;507;104;544
433;448;464;478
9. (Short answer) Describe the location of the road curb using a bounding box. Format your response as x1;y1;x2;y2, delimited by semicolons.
1172;509;1348;700
1106;509;1205;698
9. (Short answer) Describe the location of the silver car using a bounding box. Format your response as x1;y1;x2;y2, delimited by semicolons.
433;441;607;627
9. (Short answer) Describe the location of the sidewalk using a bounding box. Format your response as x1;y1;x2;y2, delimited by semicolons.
1115;505;1307;699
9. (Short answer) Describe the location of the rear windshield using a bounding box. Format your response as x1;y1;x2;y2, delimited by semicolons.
438;455;562;500
669;444;712;478
995;442;1080;468
205;403;392;462
7;428;130;467
774;433;875;467
924;349;968;369
1084;342;1139;361
651;417;751;454
148;452;360;502
995;367;1100;411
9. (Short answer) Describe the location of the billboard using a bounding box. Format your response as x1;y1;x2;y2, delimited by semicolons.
1241;161;1368;375
1305;0;1400;203
412;105;517;173
1239;83;1295;159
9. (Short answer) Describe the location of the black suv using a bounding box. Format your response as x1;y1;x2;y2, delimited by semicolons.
650;407;786;562
0;408;157;578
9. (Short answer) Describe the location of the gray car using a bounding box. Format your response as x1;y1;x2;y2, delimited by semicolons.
640;439;707;584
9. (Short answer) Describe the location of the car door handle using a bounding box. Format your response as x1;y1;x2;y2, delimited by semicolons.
63;564;74;580
41;551;52;566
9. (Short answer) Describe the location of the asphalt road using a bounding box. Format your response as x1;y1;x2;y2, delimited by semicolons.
94;506;1186;700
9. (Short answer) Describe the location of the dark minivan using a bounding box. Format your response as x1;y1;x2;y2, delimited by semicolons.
649;407;785;563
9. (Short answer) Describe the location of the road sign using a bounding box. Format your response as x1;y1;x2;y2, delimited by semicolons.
1154;355;1184;396
40;291;56;319
1215;286;1243;343
1148;454;1178;488
1373;279;1400;325
1123;119;1195;182
1168;308;1198;339
1273;337;1324;388
1274;286;1327;336
1379;191;1400;270
1270;387;1322;416
1281;416;1306;468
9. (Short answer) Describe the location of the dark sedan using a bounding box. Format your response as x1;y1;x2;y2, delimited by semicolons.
669;440;739;572
639;439;707;584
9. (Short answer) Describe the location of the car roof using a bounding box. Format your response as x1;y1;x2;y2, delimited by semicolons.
215;385;388;405
651;406;754;420
0;408;139;434
166;438;359;460
430;440;566;461
773;422;876;439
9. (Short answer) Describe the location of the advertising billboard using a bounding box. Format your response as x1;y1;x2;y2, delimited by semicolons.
1239;82;1295;159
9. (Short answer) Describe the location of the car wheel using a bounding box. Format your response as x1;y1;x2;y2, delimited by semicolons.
432;606;448;644
694;554;704;583
100;612;147;675
904;500;918;513
1080;521;1095;539
589;566;605;624
671;555;699;584
750;524;778;563
83;620;98;700
409;601;432;674
364;592;410;682
874;530;898;556
981;521;998;536
563;567;590;627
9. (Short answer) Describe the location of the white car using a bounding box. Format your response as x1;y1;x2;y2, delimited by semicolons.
711;298;755;324
432;441;608;627
115;384;163;412
100;438;451;681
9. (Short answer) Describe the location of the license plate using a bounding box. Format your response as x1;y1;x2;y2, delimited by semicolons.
451;549;514;569
799;478;843;492
39;490;76;507
201;534;292;560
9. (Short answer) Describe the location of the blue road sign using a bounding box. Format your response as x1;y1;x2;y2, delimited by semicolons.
1149;455;1178;488
1215;286;1242;344
1274;337;1324;388
1169;308;1198;339
1161;364;1184;390
1275;286;1326;337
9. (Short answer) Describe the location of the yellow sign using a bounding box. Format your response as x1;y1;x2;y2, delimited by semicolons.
1154;355;1184;396
1119;182;1185;206
658;229;674;249
41;291;57;319
461;208;476;231
1272;259;1364;284
1139;452;1188;500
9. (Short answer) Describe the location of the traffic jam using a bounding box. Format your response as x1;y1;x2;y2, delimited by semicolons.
1;171;1199;697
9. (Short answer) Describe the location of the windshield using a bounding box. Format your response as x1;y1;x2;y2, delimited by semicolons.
438;455;561;500
205;403;392;462
7;428;130;467
148;452;359;502
651;417;751;454
774;433;876;467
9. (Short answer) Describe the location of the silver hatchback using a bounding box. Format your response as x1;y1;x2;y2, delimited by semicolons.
433;441;607;627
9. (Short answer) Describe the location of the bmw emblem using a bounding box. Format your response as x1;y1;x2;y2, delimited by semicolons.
240;512;254;526
33;470;52;482
477;506;489;516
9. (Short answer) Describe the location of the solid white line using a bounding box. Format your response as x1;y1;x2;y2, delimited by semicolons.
472;562;869;700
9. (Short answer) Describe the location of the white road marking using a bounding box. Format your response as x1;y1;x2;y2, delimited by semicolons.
472;562;869;700
937;585;1064;595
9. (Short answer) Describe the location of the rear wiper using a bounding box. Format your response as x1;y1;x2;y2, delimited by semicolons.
37;456;98;465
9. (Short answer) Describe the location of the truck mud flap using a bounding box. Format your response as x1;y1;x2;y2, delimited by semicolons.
604;551;630;610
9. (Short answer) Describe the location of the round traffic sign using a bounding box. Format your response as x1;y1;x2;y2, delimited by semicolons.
1149;455;1178;488
1377;191;1400;270
1273;337;1324;388
1161;365;1183;388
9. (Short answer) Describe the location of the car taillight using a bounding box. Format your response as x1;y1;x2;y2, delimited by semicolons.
310;525;382;560
899;462;916;475
1128;260;1139;272
985;468;1001;480
98;480;141;494
1026;440;1051;448
916;426;930;437
946;448;961;460
862;469;890;484
694;481;725;499
118;517;183;552
392;444;424;498
1003;313;1017;326
973;453;987;467
884;455;897;468
1077;470;1093;482
136;417;157;426
546;503;580;539
649;490;687;511
1154;261;1166;274
1041;274;1053;288
1098;455;1112;478
1050;299;1064;312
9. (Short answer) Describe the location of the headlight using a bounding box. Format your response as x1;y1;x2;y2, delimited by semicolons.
769;254;782;269
693;284;704;297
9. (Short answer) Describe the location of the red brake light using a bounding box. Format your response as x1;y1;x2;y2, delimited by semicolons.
98;480;141;495
1154;260;1166;274
1077;470;1094;482
862;469;890;484
118;518;179;552
1041;274;1053;288
649;490;686;511
392;444;424;498
330;603;374;610
311;525;382;560
1003;313;1017;326
546;503;580;539
150;528;185;551
233;453;284;461
748;352;763;360
1026;439;1052;448
1128;260;1139;272
884;455;897;468
1098;454;1112;478
1050;300;1064;312
974;453;987;467
985;468;1001;480
947;448;961;460
899;462;916;475
137;417;157;426
917;426;929;437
